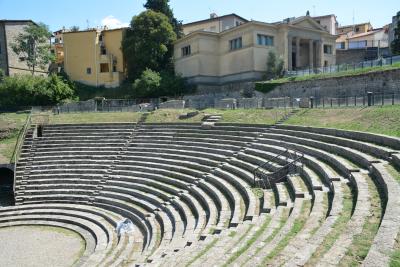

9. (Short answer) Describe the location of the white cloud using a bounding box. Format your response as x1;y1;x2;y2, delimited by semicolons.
101;15;129;29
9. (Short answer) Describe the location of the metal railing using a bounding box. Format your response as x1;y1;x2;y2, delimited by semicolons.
253;148;304;189
287;55;400;77
11;109;32;194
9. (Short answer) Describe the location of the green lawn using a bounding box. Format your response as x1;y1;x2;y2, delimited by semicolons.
49;112;142;124
285;106;400;137
0;113;28;163
258;63;400;86
203;108;288;124
145;109;204;123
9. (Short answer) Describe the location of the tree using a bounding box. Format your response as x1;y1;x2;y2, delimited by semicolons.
144;0;183;38
11;22;54;75
122;10;177;80
391;11;400;55
132;68;162;98
0;74;76;107
70;26;80;32
265;51;284;79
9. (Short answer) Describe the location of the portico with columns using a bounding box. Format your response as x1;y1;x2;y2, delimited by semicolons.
287;35;325;71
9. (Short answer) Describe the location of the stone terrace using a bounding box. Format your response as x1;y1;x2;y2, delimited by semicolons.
0;122;399;266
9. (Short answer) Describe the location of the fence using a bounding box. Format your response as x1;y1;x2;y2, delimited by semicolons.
287;55;400;77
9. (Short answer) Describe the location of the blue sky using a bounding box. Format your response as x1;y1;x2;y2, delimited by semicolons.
0;0;397;32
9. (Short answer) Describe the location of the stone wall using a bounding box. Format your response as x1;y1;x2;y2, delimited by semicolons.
262;69;400;98
336;49;368;64
159;100;185;109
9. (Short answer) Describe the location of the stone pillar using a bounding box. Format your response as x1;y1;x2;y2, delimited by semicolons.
296;37;301;69
319;41;324;68
309;40;314;69
315;40;322;68
288;36;293;70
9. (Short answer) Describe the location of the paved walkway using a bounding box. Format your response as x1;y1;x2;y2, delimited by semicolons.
0;225;85;267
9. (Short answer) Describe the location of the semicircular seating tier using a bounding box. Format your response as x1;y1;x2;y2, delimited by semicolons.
4;122;400;266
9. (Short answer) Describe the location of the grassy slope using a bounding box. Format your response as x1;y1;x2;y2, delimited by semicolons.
259;63;400;85
146;109;204;123
285;106;400;137
0;113;28;163
203;108;287;124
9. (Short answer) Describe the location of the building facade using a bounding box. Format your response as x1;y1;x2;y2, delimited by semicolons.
0;20;49;76
52;29;65;64
175;15;336;86
389;12;399;53
183;13;248;35
312;14;338;35
63;28;126;88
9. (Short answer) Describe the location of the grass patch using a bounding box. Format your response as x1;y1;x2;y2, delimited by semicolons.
251;187;264;199
185;238;219;267
49;112;142;124
203;108;288;125
145;109;204;123
256;63;400;87
0;112;28;163
387;165;400;266
285;106;400;137
339;174;382;266
260;200;311;266
223;216;271;266
306;184;353;266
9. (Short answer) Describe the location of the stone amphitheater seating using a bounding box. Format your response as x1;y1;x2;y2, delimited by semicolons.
1;122;399;266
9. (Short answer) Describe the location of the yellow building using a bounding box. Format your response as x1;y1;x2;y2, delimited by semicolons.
63;28;126;88
175;14;336;85
52;29;65;64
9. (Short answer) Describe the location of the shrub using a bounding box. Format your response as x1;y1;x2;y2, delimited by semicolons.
132;69;193;98
0;74;76;107
132;69;162;98
265;51;284;79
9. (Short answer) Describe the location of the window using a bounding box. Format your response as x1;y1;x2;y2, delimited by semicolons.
181;45;191;57
99;34;103;42
355;27;360;33
86;68;91;74
229;37;242;51
101;46;106;55
236;21;241;26
257;34;274;46
336;42;345;49
324;44;332;54
112;65;117;72
100;63;109;73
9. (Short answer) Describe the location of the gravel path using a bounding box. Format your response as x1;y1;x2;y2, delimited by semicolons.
0;225;85;267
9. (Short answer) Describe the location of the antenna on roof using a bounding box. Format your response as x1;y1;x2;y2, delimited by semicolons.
313;5;316;16
86;19;90;29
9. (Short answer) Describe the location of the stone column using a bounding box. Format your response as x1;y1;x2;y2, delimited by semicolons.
319;41;324;68
288;36;293;70
315;40;322;68
296;37;301;69
309;40;314;69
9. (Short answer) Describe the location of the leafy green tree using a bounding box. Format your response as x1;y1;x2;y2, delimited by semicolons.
265;51;284;79
0;74;76;107
391;11;400;55
0;68;4;82
144;0;183;38
159;71;190;96
122;10;177;80
132;68;162;98
69;26;80;32
11;22;54;75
